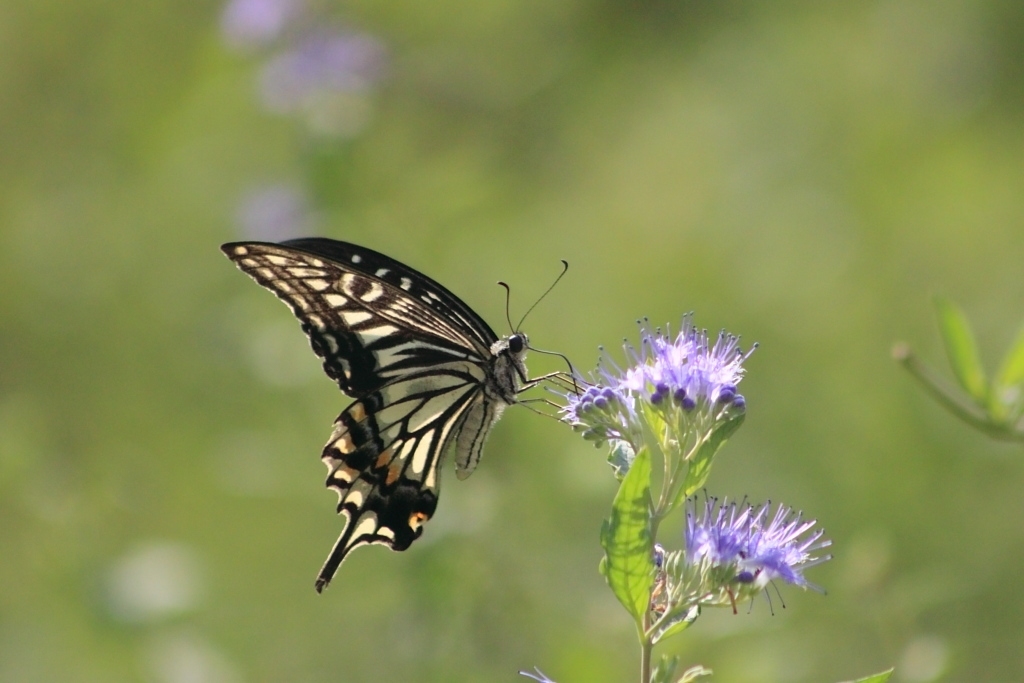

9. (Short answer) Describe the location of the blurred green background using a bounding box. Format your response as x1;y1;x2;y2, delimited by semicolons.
3;1;1024;681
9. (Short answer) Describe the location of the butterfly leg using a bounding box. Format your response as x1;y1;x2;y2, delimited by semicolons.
514;396;567;422
517;370;581;395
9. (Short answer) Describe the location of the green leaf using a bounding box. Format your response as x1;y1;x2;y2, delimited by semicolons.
934;296;988;404
994;325;1024;420
676;664;713;683
650;655;712;683
607;440;636;481
639;400;669;450
651;603;700;644
650;655;678;683
677;411;745;504
837;669;894;683
599;446;654;623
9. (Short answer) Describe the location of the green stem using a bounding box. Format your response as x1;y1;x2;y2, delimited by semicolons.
657;418;674;512
649;512;662;544
639;612;653;683
643;483;663;683
655;441;670;514
656;433;707;519
895;344;1024;443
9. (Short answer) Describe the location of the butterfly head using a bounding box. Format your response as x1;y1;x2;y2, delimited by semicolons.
492;332;529;358
488;333;530;402
508;332;527;355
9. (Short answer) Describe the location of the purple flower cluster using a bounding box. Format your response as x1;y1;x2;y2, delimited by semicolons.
685;496;831;596
620;316;753;412
561;316;753;448
561;382;640;447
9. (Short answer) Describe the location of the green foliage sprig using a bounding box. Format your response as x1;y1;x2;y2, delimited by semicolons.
895;296;1024;442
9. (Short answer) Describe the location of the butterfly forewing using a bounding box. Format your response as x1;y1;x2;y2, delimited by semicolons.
221;238;527;592
222;240;495;394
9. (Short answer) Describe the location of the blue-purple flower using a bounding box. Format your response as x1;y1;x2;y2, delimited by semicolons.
561;382;641;448
684;496;832;608
621;316;753;413
560;315;754;461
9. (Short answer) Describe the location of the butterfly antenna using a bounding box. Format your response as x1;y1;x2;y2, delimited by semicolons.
497;281;515;333
515;259;569;332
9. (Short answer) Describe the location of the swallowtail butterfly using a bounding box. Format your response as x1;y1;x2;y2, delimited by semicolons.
222;238;534;592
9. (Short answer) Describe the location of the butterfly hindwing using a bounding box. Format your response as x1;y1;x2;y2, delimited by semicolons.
221;238;530;592
453;392;502;481
315;367;484;589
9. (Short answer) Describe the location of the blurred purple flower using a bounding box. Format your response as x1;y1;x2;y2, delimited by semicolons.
221;0;300;49
258;30;386;137
259;30;386;107
234;183;312;241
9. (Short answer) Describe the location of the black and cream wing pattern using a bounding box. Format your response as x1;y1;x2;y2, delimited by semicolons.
221;238;529;592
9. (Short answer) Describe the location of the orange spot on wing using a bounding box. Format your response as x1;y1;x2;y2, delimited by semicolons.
349;403;366;421
386;464;401;486
375;448;393;469
408;511;429;531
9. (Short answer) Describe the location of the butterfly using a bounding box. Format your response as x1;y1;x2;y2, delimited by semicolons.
222;238;540;592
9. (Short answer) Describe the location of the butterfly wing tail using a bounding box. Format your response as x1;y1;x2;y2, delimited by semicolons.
315;513;362;593
313;485;439;592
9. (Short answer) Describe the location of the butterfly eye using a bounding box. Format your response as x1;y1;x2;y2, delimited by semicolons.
508;334;525;354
